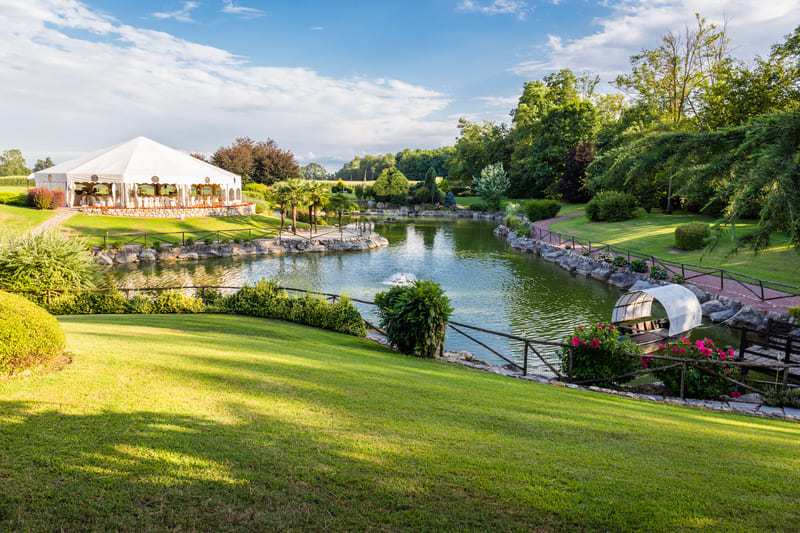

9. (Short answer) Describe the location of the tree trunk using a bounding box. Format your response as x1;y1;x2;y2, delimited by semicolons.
291;203;297;233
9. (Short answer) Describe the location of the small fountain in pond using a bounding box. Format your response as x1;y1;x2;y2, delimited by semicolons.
384;273;417;286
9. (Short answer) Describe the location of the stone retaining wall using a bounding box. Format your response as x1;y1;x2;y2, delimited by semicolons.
94;232;389;265
81;203;255;218
494;225;794;333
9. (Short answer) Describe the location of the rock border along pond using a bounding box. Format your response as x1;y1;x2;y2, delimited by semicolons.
493;224;795;334
94;231;389;265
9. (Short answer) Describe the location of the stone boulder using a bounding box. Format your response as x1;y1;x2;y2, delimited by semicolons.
138;249;157;262
95;251;114;265
113;247;140;264
727;306;765;330
701;300;726;315
590;266;614;281
684;284;712;304
710;309;736;322
608;271;641;290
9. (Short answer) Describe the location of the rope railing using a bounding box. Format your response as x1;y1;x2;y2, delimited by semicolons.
528;226;800;302
11;284;798;397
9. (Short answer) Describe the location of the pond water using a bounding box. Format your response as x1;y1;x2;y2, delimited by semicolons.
107;218;737;372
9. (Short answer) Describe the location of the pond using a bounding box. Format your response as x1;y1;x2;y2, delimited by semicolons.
106;218;738;372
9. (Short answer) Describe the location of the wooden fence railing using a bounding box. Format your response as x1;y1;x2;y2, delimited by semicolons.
528;226;800;302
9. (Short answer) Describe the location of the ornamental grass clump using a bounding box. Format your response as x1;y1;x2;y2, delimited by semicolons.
0;229;98;299
375;280;453;358
651;337;740;399
560;324;641;385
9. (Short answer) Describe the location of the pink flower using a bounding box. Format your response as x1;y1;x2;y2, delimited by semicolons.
610;325;615;330
598;324;605;329
578;326;583;331
673;348;679;354
658;343;664;350
731;391;741;398
729;348;735;357
583;341;588;346
641;359;648;368
571;336;581;347
680;347;685;355
591;338;600;348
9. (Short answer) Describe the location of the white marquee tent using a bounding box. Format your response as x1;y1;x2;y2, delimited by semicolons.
28;136;242;209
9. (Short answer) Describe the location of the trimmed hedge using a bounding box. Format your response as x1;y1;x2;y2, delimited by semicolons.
524;199;560;222
0;192;26;206
674;222;710;250
585;191;639;222
221;280;366;337
0;290;65;375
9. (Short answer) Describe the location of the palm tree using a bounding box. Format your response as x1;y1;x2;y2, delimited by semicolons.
326;193;356;229
267;185;289;230
273;179;310;233
306;181;330;233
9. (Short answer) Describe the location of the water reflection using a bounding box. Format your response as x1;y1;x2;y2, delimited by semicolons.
107;218;738;371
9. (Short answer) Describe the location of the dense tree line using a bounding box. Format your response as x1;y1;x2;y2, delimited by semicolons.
211;137;300;185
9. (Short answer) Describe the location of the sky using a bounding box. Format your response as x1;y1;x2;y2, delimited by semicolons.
2;0;798;171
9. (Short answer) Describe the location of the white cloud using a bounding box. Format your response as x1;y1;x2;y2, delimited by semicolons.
0;0;454;165
457;0;529;20
510;0;800;88
311;26;324;31
220;0;263;18
152;1;199;23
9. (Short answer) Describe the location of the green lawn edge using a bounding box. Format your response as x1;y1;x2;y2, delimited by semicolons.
550;208;798;286
2;314;798;531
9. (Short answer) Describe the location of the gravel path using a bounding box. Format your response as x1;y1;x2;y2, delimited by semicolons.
31;208;80;234
531;214;800;315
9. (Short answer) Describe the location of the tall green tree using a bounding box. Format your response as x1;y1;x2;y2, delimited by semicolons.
325;193;356;229
32;157;55;172
613;14;730;124
447;119;511;188
0;149;30;176
301;162;329;181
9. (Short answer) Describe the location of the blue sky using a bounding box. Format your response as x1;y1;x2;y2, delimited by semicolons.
2;0;799;170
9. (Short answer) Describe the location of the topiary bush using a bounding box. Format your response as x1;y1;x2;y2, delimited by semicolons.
516;224;531;237
789;306;800;321
585;191;639;222
0;192;27;206
629;259;649;273
0;290;66;375
374;280;453;358
561;324;641;386
652;337;740;399
524;199;560;222
674;222;710;250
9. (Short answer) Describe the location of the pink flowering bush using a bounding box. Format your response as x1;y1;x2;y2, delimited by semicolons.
560;324;641;385
652;337;740;399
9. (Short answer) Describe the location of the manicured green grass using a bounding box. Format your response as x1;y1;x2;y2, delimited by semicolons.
550;210;798;286
62;213;302;246
2;314;798;531
0;204;57;231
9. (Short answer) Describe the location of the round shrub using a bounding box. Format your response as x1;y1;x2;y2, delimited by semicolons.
560;324;641;385
0;290;65;375
585;191;639;222
375;280;453;358
674;222;709;250
524;199;560;222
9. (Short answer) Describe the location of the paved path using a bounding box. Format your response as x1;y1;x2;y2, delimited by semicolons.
530;214;800;316
30;207;80;234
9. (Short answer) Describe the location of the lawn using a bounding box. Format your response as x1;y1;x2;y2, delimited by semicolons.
549;210;799;286
62;213;302;246
0;204;57;231
1;314;798;531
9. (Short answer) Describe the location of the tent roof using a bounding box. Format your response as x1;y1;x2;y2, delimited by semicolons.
612;284;702;337
28;136;239;185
